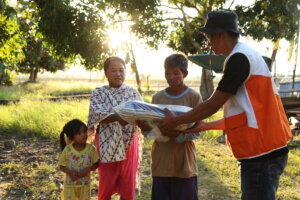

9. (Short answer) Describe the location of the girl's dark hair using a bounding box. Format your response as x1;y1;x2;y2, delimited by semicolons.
59;119;87;151
103;56;125;72
164;54;188;73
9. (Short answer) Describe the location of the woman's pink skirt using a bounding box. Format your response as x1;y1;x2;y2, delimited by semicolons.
95;133;139;200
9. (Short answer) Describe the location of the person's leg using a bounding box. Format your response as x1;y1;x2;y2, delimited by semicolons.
79;184;91;200
95;133;120;200
240;153;288;200
266;153;288;199
117;133;139;200
98;162;120;200
169;176;198;200
151;176;171;200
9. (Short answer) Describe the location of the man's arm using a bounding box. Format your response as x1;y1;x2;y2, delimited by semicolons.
183;118;225;133
158;90;232;134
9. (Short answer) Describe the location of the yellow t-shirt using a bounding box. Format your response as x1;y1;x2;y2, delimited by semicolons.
58;144;99;186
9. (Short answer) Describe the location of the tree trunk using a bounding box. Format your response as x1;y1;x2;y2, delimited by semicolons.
29;69;35;82
200;68;214;100
128;41;142;93
270;39;280;74
291;17;300;89
33;66;38;82
28;66;39;82
0;72;4;86
130;50;142;93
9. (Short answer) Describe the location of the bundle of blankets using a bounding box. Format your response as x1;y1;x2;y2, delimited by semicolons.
113;100;200;142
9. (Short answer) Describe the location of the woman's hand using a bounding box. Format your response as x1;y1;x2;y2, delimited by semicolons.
100;114;128;126
87;127;96;136
135;120;152;131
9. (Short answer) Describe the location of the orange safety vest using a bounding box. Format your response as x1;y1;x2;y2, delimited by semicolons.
223;42;292;160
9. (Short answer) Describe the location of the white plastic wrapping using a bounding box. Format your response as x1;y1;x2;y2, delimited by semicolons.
113;100;199;142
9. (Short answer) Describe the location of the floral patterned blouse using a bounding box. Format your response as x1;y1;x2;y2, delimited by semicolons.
87;84;142;162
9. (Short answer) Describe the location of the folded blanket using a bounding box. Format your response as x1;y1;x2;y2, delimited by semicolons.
113;100;200;142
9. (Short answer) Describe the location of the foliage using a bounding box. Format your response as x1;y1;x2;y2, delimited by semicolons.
128;0;227;99
34;0;109;70
235;0;300;42
15;0;67;82
168;18;209;55
0;0;25;70
104;0;166;48
1;70;14;86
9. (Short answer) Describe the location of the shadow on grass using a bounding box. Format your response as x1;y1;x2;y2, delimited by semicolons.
197;156;240;200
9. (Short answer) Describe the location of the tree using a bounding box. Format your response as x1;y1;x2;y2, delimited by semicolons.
0;0;25;85
34;0;110;70
127;0;227;100
125;40;142;93
235;0;300;72
15;0;66;82
18;38;65;82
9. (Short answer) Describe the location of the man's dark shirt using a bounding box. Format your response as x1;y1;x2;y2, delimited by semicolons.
217;53;250;94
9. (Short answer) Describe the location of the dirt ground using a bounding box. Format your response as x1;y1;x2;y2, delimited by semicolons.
0;133;63;199
0;133;145;200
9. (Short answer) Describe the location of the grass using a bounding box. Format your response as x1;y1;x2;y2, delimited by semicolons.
0;100;89;138
1;131;299;199
0;81;99;100
0;157;60;199
1;81;300;199
0;80;156;102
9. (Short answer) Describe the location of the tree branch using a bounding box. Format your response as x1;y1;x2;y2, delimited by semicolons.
161;4;179;10
226;0;235;9
177;3;202;52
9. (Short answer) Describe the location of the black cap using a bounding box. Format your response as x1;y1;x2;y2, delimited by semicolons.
198;10;241;35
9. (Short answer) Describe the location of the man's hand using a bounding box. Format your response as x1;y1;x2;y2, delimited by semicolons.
161;129;182;138
156;108;178;132
135;120;152;131
183;121;208;133
184;119;225;132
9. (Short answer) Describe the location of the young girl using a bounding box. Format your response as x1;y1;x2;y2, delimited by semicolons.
58;119;99;200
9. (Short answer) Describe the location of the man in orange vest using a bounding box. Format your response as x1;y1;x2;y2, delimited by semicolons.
158;10;292;200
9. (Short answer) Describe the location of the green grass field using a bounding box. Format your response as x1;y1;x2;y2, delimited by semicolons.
0;81;99;100
0;81;300;199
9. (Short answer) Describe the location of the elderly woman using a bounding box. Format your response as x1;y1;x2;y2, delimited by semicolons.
87;56;142;200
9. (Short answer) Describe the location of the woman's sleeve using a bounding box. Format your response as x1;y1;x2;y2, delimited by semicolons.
87;88;112;129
